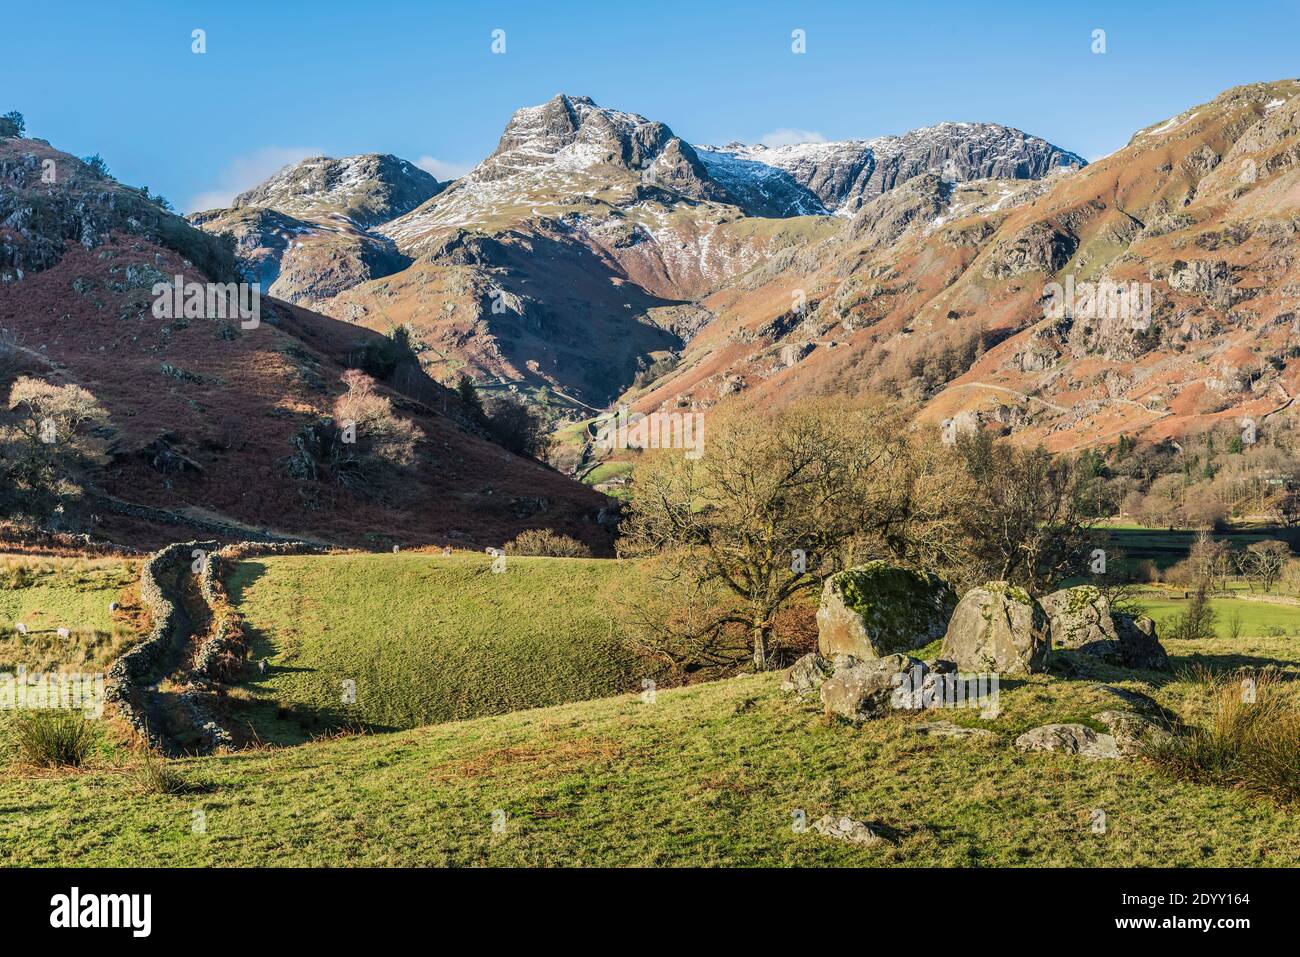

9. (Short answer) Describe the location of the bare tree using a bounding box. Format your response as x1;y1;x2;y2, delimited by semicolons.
618;399;906;670
1;376;110;519
1240;540;1290;594
945;430;1097;593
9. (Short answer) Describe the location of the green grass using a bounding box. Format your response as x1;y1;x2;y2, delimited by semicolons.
0;555;137;764
582;461;633;485
0;556;135;662
5;631;1300;866
1139;595;1300;640
6;551;1300;866
224;553;644;743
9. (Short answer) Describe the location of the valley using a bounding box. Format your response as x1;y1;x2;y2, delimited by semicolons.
3;6;1300;893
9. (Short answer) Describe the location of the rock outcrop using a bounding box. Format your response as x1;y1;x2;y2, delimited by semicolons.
816;561;957;660
1040;585;1170;671
1092;710;1172;756
1014;723;1121;759
0;138;237;283
940;582;1050;674
810;814;892;846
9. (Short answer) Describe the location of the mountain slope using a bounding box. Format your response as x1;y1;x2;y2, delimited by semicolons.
188;205;411;308
624;79;1300;455
188;152;443;309
0;135;610;551
320;95;837;405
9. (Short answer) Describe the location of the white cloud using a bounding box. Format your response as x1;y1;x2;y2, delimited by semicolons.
186;146;324;213
415;155;472;182
758;128;829;148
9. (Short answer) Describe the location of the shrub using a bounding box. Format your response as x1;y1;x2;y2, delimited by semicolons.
333;371;421;470
1146;670;1300;803
504;529;592;558
11;709;95;767
1133;558;1159;584
0;375;111;521
1166;584;1218;640
287;372;422;504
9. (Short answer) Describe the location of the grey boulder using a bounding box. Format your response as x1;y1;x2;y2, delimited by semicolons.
1014;723;1121;759
780;652;834;697
940;582;1050;675
816;562;957;661
820;654;922;722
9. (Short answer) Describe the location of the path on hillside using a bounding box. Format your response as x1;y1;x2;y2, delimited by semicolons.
88;492;328;547
946;381;1071;414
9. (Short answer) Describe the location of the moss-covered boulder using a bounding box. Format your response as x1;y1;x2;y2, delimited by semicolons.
815;562;958;660
1041;585;1170;671
940;581;1050;675
1040;585;1117;650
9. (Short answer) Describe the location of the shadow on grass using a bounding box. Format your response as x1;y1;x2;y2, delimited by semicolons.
1169;652;1300;674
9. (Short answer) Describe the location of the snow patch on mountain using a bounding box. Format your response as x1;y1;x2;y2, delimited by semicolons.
697;122;1086;215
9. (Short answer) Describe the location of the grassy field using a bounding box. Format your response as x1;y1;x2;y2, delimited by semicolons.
0;555;138;673
1139;594;1300;640
0;554;139;764
223;552;645;743
5;549;1300;866
3;631;1300;866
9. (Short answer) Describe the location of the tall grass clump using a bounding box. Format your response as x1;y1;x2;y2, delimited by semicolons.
10;709;95;767
1146;669;1300;803
134;750;193;794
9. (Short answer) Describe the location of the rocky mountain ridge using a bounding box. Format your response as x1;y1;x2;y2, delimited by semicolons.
226;152;444;229
696;122;1086;216
621;79;1300;457
192;94;1079;410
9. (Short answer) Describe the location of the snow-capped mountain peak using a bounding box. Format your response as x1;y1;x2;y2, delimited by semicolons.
696;122;1086;216
230;152;444;229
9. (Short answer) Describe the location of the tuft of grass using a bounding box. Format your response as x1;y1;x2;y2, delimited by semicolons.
1146;669;1300;803
11;709;95;767
134;750;198;794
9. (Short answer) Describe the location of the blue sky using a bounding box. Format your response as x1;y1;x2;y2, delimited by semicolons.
9;0;1299;212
